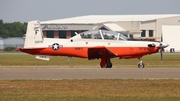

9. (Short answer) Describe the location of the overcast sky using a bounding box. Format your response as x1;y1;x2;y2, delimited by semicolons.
0;0;180;22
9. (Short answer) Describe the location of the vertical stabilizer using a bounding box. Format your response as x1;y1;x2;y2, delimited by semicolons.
24;20;43;48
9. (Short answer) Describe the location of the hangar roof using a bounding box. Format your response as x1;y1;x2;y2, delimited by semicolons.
41;14;180;24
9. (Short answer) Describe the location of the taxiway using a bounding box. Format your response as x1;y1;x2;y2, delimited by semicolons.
0;67;179;80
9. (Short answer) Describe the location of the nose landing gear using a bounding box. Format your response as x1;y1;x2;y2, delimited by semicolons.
138;58;145;68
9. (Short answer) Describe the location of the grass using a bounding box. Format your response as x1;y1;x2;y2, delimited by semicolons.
0;53;180;68
0;79;180;101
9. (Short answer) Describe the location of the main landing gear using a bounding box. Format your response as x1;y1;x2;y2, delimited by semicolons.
138;58;145;68
100;58;112;68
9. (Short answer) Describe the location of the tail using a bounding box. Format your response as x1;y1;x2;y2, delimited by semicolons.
24;20;44;48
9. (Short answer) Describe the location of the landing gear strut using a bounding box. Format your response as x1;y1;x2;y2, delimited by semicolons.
138;58;145;68
100;58;112;68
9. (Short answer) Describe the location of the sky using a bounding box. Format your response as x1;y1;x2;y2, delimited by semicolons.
0;0;180;22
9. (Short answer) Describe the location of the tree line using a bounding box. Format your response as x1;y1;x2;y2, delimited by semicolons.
0;19;27;38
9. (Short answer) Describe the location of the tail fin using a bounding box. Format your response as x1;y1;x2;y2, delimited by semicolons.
24;20;44;48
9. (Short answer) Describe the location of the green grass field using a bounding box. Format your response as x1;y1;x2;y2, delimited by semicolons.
0;53;180;68
0;79;180;101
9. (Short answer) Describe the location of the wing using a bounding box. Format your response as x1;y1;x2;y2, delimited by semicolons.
88;46;117;59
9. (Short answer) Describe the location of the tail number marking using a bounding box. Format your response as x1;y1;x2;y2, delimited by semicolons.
35;30;39;35
35;41;43;43
34;29;42;43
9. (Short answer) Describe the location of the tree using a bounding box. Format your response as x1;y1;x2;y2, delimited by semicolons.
0;19;5;37
0;19;27;38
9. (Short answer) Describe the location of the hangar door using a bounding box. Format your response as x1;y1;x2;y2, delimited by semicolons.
162;25;180;52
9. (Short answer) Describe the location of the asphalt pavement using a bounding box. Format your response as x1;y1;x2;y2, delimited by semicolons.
0;67;179;80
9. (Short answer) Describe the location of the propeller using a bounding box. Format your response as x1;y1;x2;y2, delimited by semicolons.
148;33;168;63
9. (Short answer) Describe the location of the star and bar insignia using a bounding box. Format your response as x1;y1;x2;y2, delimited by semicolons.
52;43;59;50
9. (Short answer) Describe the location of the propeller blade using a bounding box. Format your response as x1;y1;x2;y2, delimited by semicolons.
161;33;163;42
160;33;163;63
160;49;163;63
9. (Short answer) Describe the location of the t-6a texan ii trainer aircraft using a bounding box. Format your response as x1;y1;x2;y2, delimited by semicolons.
19;20;169;68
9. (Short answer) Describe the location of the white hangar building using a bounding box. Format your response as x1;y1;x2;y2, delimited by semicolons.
40;14;180;52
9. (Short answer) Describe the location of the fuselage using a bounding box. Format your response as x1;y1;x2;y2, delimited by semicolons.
20;37;161;59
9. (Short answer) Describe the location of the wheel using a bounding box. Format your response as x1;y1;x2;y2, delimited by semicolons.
107;62;112;68
138;62;145;68
106;58;112;68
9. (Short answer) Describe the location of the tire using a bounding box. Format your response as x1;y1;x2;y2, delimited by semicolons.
138;62;145;68
107;62;112;68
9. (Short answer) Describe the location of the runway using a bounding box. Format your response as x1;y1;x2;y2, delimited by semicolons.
0;67;180;80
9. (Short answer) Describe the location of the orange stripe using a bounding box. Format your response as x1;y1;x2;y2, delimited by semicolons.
20;47;159;58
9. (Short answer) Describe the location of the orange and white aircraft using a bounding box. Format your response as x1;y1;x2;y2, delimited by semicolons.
19;20;169;68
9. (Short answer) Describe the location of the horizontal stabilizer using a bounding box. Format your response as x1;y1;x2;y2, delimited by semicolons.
35;55;50;61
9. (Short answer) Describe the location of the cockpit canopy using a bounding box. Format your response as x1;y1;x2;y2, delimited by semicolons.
80;30;128;40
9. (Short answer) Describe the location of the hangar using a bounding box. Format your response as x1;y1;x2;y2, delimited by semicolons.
40;14;180;52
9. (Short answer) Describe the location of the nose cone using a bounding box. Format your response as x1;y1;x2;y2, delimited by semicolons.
160;42;169;48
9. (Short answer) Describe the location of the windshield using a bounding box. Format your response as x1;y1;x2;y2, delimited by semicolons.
101;30;128;40
80;30;128;40
80;30;102;39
